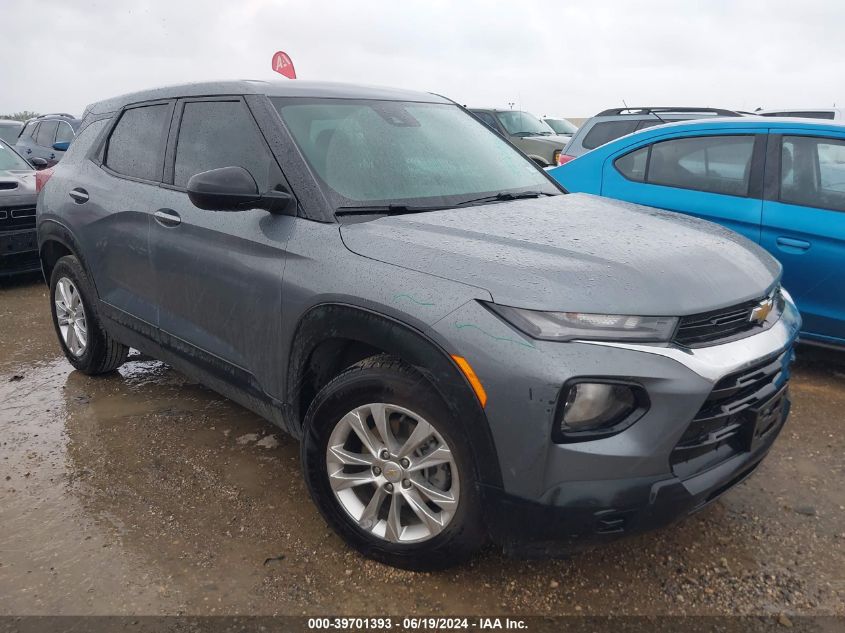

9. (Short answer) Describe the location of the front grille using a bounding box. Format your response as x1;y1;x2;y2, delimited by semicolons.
674;290;784;347
0;205;36;231
671;349;792;479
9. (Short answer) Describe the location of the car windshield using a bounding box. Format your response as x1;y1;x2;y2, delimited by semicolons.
495;110;554;136
272;98;558;212
0;122;23;145
544;118;578;135
0;142;31;171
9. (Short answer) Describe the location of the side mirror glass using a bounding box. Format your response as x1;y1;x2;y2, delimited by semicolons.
52;141;70;152
30;157;49;170
186;166;295;215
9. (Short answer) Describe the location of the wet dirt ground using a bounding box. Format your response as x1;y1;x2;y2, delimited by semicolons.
1;276;844;617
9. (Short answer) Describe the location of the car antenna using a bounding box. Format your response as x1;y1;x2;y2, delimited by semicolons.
648;108;667;124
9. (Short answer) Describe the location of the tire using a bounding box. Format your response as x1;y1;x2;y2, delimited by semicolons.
301;355;485;570
49;255;128;374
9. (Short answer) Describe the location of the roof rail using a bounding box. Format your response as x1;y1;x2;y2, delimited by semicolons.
595;107;740;117
36;113;77;120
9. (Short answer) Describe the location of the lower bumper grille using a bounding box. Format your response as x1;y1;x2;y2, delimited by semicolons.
671;349;793;479
0;205;37;231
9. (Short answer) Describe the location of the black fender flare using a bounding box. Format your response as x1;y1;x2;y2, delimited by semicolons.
286;303;503;489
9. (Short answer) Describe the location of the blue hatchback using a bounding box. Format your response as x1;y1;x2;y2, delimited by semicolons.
549;117;845;347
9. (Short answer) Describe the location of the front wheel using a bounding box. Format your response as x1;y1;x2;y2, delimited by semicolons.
301;355;485;570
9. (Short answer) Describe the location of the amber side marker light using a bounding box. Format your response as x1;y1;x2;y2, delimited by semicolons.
451;355;488;408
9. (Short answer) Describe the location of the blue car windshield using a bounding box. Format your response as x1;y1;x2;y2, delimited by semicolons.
272;98;557;210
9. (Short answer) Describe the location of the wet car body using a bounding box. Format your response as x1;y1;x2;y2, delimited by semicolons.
0;141;39;277
37;81;800;567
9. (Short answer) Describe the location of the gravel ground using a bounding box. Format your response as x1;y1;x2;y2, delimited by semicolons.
1;277;844;616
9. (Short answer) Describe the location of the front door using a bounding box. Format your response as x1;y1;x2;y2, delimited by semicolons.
761;132;845;344
150;97;296;400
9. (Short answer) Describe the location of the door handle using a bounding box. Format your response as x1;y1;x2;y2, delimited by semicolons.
154;209;181;227
68;188;89;204
49;153;55;160
25;148;31;154
776;236;811;252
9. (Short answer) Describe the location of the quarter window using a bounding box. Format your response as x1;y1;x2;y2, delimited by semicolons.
614;146;649;182
35;121;58;147
55;122;75;144
173;100;277;190
780;135;845;212
104;103;171;181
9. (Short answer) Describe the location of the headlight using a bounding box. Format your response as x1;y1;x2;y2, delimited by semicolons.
553;381;648;442
486;303;678;342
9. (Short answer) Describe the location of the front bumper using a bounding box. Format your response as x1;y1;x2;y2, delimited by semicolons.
432;294;801;550
0;227;40;277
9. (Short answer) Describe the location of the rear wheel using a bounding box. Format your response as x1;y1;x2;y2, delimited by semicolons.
50;255;128;374
301;355;484;570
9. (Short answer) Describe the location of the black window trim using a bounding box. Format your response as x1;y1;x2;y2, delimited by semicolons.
766;131;845;213
98;98;176;185
161;94;284;192
612;133;766;199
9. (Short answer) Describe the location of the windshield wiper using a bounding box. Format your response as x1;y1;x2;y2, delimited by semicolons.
335;204;450;217
455;191;557;207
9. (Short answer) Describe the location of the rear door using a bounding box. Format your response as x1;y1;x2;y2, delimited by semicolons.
761;131;845;343
79;100;175;328
150;96;296;398
601;131;765;243
33;120;59;163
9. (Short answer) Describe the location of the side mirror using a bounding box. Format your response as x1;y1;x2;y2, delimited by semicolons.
52;141;70;152
30;157;49;170
186;166;295;215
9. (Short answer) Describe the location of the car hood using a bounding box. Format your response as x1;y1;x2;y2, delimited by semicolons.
340;193;780;315
520;134;571;147
0;168;36;198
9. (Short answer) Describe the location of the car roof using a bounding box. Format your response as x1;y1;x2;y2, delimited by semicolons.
85;80;453;115
757;107;844;114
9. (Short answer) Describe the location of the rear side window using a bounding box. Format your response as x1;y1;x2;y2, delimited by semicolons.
761;111;835;120
646;136;754;196
582;120;639;150
780;135;845;212
104;104;171;181
173;100;277;190
35;121;58;147
55;122;75;144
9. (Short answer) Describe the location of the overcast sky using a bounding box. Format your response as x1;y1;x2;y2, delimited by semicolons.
2;0;843;118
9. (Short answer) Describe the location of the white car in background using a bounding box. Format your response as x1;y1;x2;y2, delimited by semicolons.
757;107;845;121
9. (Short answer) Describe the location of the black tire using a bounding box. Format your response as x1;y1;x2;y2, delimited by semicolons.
301;355;485;570
49;255;128;374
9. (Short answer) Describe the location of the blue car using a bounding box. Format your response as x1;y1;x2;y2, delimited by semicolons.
550;117;845;347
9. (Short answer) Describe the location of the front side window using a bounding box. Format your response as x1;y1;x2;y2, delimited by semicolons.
273;98;556;209
104;103;171;181
582;120;639;150
22;121;38;140
35;120;58;147
495;110;553;136
646;135;754;196
173;100;278;190
780;135;845;212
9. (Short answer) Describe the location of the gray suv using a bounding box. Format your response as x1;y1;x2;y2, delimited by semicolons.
560;107;741;164
15;113;80;166
469;108;571;167
38;81;800;570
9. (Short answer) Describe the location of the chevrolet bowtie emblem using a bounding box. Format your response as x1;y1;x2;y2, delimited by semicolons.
749;298;774;324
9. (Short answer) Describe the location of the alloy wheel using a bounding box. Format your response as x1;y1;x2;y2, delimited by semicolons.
54;277;88;357
326;402;460;543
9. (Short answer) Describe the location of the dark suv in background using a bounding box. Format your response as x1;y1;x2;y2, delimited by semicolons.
15;113;80;166
38;80;799;569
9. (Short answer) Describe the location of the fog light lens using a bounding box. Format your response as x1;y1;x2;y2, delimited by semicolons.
562;383;637;431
